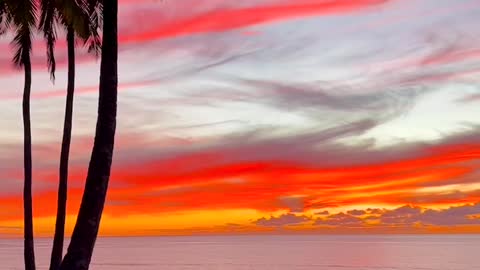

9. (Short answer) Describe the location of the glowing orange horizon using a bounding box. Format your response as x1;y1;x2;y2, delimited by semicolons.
1;142;479;236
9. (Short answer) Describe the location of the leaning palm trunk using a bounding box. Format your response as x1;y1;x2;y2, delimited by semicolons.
49;25;75;270
22;45;36;270
59;0;118;268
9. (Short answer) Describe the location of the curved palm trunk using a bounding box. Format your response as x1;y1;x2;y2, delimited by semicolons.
49;25;75;270
23;48;36;270
59;0;118;268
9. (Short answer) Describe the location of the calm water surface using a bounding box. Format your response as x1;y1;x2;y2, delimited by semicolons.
0;235;478;269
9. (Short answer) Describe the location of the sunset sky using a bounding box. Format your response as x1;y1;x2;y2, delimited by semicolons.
1;0;480;237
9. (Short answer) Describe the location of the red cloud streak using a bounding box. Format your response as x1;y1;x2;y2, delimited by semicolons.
1;142;479;221
120;0;389;43
0;79;161;100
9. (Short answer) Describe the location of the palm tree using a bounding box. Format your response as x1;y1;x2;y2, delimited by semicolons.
0;0;38;269
59;0;117;268
39;1;100;269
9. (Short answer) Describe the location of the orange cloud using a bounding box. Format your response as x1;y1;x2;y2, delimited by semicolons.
1;139;479;236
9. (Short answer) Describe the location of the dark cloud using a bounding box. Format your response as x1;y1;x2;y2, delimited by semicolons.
255;213;311;227
315;203;480;228
253;202;480;229
413;203;480;226
366;208;385;215
347;209;367;216
316;213;364;226
380;205;423;225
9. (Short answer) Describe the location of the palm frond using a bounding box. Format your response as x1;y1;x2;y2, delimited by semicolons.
56;0;101;56
5;0;38;67
57;0;87;34
0;2;12;35
86;0;102;56
39;0;57;80
37;0;102;75
11;25;32;67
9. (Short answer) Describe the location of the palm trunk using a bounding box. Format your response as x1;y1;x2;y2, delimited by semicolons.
49;25;75;270
59;0;118;268
23;47;36;270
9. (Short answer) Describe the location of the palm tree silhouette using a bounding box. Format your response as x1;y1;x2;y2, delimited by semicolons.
0;0;38;269
59;0;118;268
39;1;101;269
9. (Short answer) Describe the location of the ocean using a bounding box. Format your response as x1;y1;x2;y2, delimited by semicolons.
1;235;479;269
